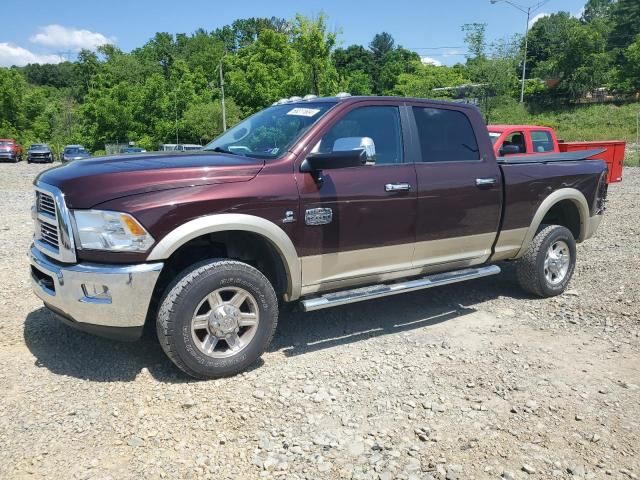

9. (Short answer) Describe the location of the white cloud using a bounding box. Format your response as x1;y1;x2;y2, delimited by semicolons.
421;56;443;67
30;24;114;51
529;12;550;28
0;43;64;67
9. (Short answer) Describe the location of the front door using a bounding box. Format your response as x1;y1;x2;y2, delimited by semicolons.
407;103;502;270
295;101;417;293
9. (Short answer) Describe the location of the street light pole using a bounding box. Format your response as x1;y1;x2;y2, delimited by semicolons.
490;0;549;103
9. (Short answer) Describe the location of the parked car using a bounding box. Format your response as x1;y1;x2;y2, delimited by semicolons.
159;144;203;152
61;145;91;163
0;139;23;162
29;95;608;379
176;144;203;151
120;147;146;154
488;125;625;184
27;143;53;163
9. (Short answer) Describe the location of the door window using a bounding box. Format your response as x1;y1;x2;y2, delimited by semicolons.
412;107;480;162
503;132;527;153
531;130;554;152
313;106;404;165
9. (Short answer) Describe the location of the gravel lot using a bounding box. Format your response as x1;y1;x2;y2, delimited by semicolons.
0;162;638;480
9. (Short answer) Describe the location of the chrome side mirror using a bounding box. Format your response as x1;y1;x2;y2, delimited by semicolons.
332;137;376;165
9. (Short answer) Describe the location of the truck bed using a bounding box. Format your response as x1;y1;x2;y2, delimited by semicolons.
497;148;605;164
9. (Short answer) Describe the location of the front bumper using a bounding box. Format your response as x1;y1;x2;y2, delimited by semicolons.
28;155;52;163
0;152;17;160
29;244;163;340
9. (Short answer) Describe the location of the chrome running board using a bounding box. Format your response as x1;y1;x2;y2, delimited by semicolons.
300;265;501;312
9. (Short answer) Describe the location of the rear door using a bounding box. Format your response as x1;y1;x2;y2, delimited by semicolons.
407;103;502;270
295;100;418;292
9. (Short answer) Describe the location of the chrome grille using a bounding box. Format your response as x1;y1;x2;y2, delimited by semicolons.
40;222;59;248
38;192;56;217
33;183;77;263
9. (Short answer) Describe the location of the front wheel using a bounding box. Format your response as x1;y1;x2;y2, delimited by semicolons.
516;224;576;297
157;259;278;379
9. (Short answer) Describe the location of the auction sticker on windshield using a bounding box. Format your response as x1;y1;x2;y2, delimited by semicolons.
287;107;321;117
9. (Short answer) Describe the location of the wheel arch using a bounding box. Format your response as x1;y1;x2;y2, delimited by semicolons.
147;214;301;301
514;188;589;259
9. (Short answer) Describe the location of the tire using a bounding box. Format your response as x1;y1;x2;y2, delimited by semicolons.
157;259;278;379
516;224;576;297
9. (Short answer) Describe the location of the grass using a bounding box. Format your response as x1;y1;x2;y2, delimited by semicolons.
488;100;640;166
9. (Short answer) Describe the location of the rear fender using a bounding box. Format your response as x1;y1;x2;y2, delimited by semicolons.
514;188;589;259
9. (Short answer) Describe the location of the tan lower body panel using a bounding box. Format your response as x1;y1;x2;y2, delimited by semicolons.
491;227;528;261
300;231;523;296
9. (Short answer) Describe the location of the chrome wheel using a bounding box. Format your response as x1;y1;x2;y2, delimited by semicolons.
191;286;259;358
544;240;570;285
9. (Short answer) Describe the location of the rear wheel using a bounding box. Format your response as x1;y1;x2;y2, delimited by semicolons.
516;224;576;297
157;259;278;379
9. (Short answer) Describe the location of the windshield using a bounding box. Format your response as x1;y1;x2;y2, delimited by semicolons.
65;147;88;154
204;102;336;159
30;144;47;149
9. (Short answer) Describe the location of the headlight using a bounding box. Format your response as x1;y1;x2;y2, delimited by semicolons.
72;210;154;252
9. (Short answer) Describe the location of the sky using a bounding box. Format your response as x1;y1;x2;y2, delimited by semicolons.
0;0;587;68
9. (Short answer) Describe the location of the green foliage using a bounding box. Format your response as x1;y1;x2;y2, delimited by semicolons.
393;62;469;98
291;13;338;95
226;29;305;114
1;4;640;154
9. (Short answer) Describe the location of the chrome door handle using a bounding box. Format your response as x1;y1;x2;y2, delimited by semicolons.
475;177;497;187
385;183;411;192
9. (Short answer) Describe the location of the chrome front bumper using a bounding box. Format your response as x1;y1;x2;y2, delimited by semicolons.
29;244;163;333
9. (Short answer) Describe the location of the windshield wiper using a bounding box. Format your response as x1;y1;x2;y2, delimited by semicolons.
205;146;237;155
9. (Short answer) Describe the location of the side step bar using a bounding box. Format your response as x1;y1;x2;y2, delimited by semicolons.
300;265;501;312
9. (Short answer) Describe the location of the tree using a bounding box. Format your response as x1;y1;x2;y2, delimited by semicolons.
181;99;241;144
609;0;640;53
225;29;305;113
291;13;338;95
369;32;395;59
393;62;469;98
526;13;611;99
582;0;614;23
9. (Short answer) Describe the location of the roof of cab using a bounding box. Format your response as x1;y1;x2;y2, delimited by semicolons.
488;125;553;131
285;95;482;112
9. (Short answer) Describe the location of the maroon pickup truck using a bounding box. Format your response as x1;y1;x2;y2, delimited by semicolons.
29;95;608;379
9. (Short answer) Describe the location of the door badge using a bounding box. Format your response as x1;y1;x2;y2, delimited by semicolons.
305;208;333;226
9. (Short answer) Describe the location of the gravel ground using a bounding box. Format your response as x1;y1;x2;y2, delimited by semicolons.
0;162;638;480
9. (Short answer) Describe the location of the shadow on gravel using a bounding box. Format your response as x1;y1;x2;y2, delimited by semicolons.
271;264;526;357
23;307;191;383
24;263;526;381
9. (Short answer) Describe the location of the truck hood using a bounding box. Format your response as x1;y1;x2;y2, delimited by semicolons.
36;152;265;208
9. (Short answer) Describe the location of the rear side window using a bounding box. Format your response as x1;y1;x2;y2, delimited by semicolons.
412;107;479;162
531;130;554;152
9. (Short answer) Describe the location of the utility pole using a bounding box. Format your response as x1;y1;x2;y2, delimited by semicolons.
490;0;550;103
219;62;227;132
174;88;179;145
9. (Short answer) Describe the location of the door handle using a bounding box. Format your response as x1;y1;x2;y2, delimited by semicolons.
475;177;497;188
385;183;411;192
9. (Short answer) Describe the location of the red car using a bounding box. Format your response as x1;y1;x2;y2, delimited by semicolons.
0;139;23;162
488;125;625;184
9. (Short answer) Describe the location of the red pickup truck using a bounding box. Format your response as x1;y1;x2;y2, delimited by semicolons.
29;96;608;378
0;138;23;162
488;125;625;184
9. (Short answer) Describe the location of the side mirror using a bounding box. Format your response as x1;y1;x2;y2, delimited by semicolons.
300;149;367;173
332;137;376;164
499;144;521;156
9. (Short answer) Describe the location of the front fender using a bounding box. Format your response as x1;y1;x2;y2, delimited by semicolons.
146;213;302;301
